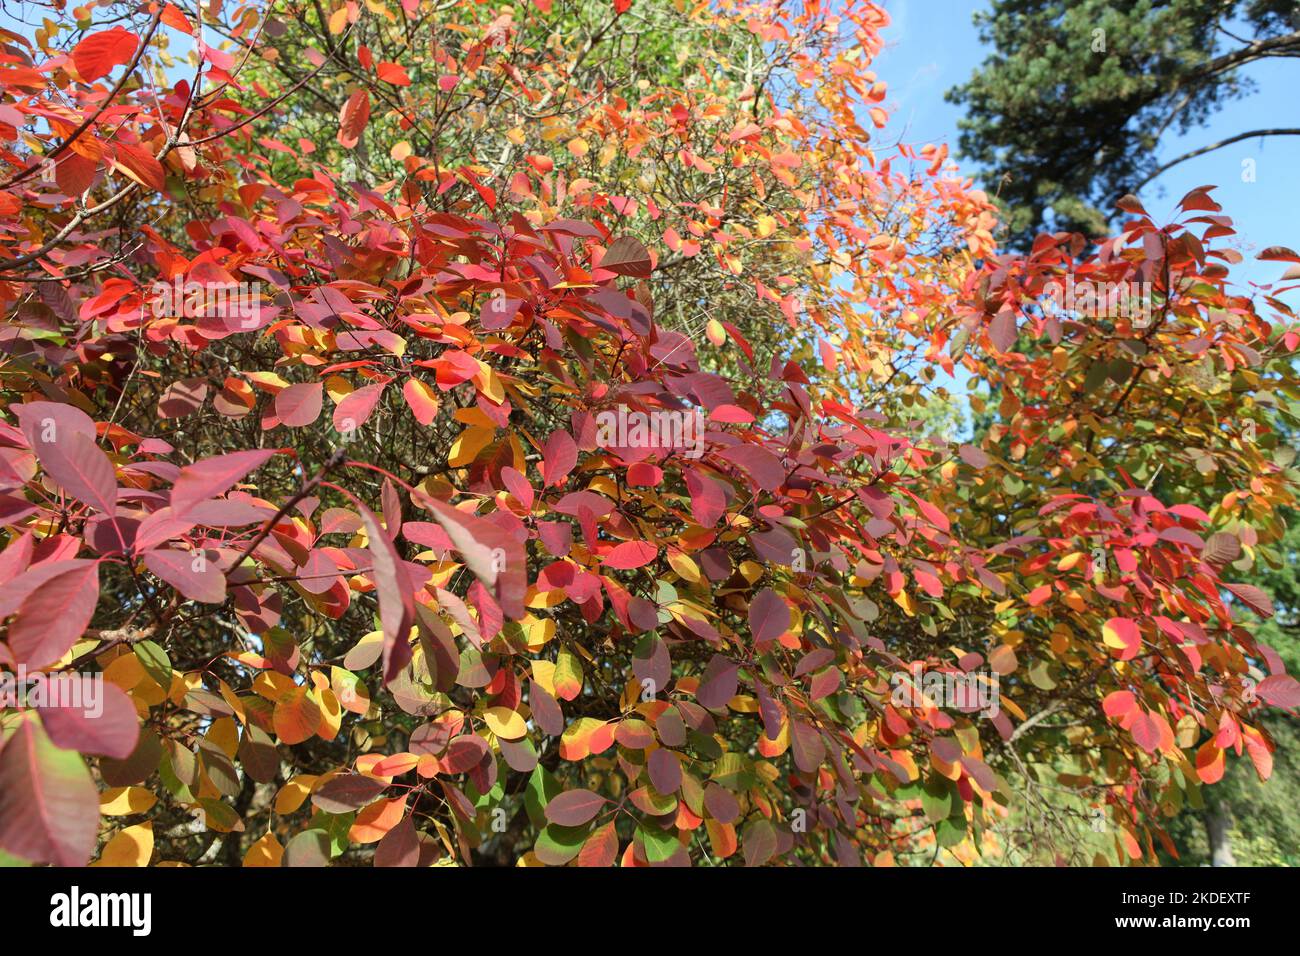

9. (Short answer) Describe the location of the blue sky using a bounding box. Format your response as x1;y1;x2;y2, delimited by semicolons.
873;0;1299;295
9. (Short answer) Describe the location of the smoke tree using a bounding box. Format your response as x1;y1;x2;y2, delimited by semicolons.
0;0;1295;867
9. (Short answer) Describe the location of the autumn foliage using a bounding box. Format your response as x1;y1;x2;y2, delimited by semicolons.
0;0;1297;868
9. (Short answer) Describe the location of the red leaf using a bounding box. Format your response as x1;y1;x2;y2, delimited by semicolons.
357;499;414;685
72;27;138;82
312;774;388;813
906;491;951;532
958;444;990;469
696;654;739;709
501;467;534;510
529;680;564;736
718;444;784;492
1257;675;1300;709
275;383;323;427
402;378;439;426
143;548;227;604
157;377;208;418
789;719;825;772
603;540;657;570
0;716;99;866
37;678;139;759
704;783;740;823
1115;194;1148;217
545;789;606;826
742;818;776;867
1102;617;1142;661
333;382;388;434
988;310;1017;352
541;429;578;487
15;401;95;448
684;468;725;527
170;449;278;516
31;430;118;515
748;588;789;647
338;90;371;149
420;496;525;620
1196;741;1225;784
600;236;652;277
1102;690;1137;722
1129;710;1170;754
647;748;681;794
374;815;419;866
8;561;100;669
376;62;411;87
1224;582;1274;619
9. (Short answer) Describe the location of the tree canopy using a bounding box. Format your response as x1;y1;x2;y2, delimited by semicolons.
947;0;1300;246
0;0;1296;868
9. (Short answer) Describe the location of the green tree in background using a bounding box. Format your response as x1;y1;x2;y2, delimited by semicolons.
947;0;1300;248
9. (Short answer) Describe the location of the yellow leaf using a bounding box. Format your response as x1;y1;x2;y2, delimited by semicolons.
448;425;496;467
103;653;146;692
93;823;153;866
100;786;157;816
451;406;498;428
243;832;284;867
1056;551;1085;571
315;685;343;741
253;671;296;700
522;615;555;651
531;659;556;696
243;370;290;392
325;374;354;403
892;589;918;617
483;706;527;740
527;586;565;609
474;362;505;404
207;716;240;757
275;775;318;814
667;550;700;583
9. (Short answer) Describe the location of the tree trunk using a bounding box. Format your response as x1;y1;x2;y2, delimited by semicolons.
1203;800;1236;867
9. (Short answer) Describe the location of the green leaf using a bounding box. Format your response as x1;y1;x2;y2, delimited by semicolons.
135;639;173;693
638;824;680;864
534;824;588;866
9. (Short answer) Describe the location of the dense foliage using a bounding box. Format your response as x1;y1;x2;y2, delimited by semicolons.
0;0;1296;868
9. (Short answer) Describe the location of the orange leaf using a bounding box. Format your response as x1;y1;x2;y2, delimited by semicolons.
112;142;166;193
72;28;138;82
349;796;408;843
1195;741;1225;784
